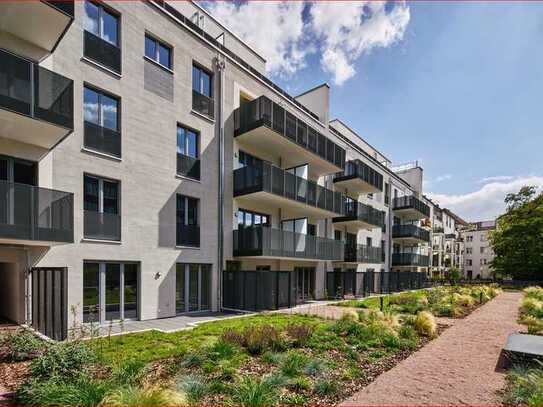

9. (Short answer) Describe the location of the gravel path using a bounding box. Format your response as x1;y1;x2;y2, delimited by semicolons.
340;291;522;406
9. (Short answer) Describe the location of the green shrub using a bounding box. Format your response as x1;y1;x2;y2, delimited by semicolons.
111;359;147;386
524;287;543;301
231;376;280;406
313;379;338;396
0;329;45;362
414;311;437;337
504;364;543;406
280;351;309;377
101;387;186;406
287;376;311;391
280;393;308;405
261;351;282;365
176;375;208;404
181;351;204;368
519;315;543;335
16;376;110;406
285;324;313;347
340;310;359;322
521;298;543;318
207;340;238;360
30;341;96;381
304;358;326;376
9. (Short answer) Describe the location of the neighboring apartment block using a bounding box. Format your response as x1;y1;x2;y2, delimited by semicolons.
461;220;496;279
0;0;433;340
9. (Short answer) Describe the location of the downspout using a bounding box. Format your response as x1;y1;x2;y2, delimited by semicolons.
216;55;226;311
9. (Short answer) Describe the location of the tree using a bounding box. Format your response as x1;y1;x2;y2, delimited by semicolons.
490;186;543;280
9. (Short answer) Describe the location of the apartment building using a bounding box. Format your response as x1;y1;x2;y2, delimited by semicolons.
461;220;496;279
0;0;432;340
427;201;467;278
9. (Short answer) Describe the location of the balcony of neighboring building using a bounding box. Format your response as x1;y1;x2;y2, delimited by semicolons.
234;95;345;176
233;162;345;219
233;226;344;261
0;180;73;245
392;195;430;220
0;49;73;150
0;1;74;60
333;160;383;194
392;224;430;244
391;253;430;267
343;243;382;264
332;199;384;229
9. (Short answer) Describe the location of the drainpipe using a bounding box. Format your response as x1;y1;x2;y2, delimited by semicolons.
215;55;226;311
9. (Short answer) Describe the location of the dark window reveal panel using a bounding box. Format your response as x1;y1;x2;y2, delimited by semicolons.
192;65;214;118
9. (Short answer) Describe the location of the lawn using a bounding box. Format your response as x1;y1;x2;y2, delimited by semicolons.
3;309;440;406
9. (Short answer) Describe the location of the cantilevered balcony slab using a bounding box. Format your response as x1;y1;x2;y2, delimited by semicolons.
233;226;344;262
0;1;74;58
234;163;345;219
333;201;384;230
0;49;73;149
333;160;383;195
234;95;345;177
391;253;430;267
0;180;73;246
392;224;430;245
392;195;430;221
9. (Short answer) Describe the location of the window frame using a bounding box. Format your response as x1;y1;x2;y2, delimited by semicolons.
176;194;200;247
176;124;200;159
84;174;120;215
192;63;213;98
84;0;120;48
83;84;121;132
144;33;173;70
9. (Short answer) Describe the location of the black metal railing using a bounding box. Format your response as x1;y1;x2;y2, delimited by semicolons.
0;48;73;131
43;0;75;17
333;200;384;227
391;253;430;267
392;224;430;242
83;31;121;74
234;162;345;216
392;195;431;218
0;181;73;243
344;243;382;263
333;160;383;191
177;153;200;180
84;121;121;158
234;95;345;170
84;210;121;241
192;90;214;119
233;226;344;261
176;224;200;247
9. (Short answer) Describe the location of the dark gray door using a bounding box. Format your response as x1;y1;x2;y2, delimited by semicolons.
31;267;67;341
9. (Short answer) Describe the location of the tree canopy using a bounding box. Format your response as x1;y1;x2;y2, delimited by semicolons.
490;186;543;280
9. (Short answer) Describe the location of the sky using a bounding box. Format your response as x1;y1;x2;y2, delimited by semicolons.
202;1;543;222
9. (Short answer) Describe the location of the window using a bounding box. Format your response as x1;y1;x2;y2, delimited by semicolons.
480;246;485;254
466;259;473;266
480;234;486;242
176;263;211;313
176;125;200;179
177;194;199;247
238;209;270;227
466;235;473;242
192;64;214;117
83;262;139;323
84;175;120;241
384;182;390;205
334;230;342;241
83;1;121;73
466;247;472;255
83;86;121;157
145;34;172;70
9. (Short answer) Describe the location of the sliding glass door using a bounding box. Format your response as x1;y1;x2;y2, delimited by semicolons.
83;262;139;323
176;263;211;314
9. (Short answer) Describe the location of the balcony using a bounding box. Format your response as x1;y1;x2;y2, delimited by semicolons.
0;1;74;59
392;224;430;244
83;31;121;74
392;195;430;220
177;224;200;247
84;121;121;158
234;95;345;176
333;200;384;229
192;90;214;119
344;244;382;264
233;226;344;261
0;49;73;149
234;163;345;218
177;153;200;180
391;253;430;267
84;211;121;241
333;160;383;194
0;180;73;245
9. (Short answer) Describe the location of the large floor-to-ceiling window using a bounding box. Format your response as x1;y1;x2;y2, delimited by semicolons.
175;263;211;314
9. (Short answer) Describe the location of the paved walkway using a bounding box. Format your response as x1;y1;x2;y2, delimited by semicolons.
341;291;522;406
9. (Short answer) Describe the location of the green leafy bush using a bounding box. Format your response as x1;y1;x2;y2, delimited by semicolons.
504;364;543;406
0;329;45;362
30;341;96;381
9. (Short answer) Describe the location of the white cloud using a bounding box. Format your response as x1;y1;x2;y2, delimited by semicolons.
477;175;516;183
435;174;452;183
427;176;543;222
202;1;410;85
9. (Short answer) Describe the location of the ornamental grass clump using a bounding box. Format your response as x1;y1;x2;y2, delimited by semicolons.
524;287;543;301
414;311;437;338
231;376;281;407
101;386;187;406
520;297;543;318
285;324;313;347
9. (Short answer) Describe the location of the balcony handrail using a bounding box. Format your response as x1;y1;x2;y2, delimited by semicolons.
83;210;121;241
192;89;214;118
233;162;345;216
334;159;383;191
234;95;345;170
392;195;430;217
392;224;430;241
233;225;344;261
340;200;385;227
391;253;430;267
344;243;382;263
0;48;74;130
0;180;74;242
43;0;75;17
